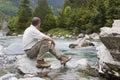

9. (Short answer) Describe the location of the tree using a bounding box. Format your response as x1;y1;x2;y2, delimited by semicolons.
17;0;32;33
9;0;32;34
58;6;72;29
34;0;52;21
33;0;56;32
42;13;56;32
57;0;120;34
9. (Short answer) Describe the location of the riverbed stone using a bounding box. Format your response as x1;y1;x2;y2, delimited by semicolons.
89;33;100;40
3;43;25;55
9;77;45;80
18;77;45;80
16;55;44;74
69;38;94;48
0;45;3;51
77;33;84;38
0;73;16;80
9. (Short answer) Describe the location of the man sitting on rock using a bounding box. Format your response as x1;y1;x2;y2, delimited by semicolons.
23;17;71;68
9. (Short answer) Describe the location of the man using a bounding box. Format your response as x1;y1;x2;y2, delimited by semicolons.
23;17;71;68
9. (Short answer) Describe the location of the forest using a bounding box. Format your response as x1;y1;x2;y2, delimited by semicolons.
1;0;120;35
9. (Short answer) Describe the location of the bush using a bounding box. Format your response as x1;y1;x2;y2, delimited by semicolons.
48;28;72;35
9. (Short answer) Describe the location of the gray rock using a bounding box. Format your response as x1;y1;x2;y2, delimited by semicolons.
0;45;3;51
0;73;16;80
9;77;18;80
97;20;120;76
69;38;94;48
89;33;100;40
16;55;52;74
16;55;89;75
75;59;89;70
85;34;90;40
17;55;42;74
3;43;25;55
100;20;120;36
100;27;111;36
96;45;114;73
18;77;45;80
0;55;17;70
9;77;45;80
77;33;84;38
1;20;10;36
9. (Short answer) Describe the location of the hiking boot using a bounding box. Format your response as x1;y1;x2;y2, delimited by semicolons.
36;59;51;68
59;56;71;64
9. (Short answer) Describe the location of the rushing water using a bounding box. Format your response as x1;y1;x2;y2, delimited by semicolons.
0;36;106;80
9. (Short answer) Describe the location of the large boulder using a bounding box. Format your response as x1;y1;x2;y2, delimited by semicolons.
97;20;120;76
16;55;90;75
16;55;46;74
100;20;120;61
69;38;94;48
3;43;25;55
96;45;114;73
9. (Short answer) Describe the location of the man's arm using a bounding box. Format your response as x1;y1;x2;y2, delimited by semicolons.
43;36;55;47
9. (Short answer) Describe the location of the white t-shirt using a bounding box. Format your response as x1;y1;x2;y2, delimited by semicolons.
23;25;46;50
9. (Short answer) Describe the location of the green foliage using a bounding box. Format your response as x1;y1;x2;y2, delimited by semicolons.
9;0;32;34
0;0;18;16
8;16;19;32
48;28;71;35
57;0;120;34
33;0;56;32
42;13;57;32
5;0;120;35
34;0;52;21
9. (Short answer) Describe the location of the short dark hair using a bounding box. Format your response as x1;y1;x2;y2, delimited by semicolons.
32;17;41;26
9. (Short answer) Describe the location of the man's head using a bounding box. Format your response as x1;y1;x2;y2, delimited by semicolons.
32;17;41;28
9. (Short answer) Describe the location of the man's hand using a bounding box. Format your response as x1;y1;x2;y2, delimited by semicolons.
43;36;55;48
51;40;55;47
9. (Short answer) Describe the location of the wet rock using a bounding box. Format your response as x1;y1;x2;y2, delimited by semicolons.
60;36;65;39
16;55;51;74
65;34;73;38
97;20;120;77
0;52;4;56
76;59;89;70
0;73;16;80
0;55;16;67
77;33;84;38
89;33;100;40
85;34;90;40
96;45;114;73
0;45;3;51
16;54;91;75
23;74;35;78
19;77;45;80
3;43;25;55
9;77;45;80
69;38;94;48
1;20;10;36
100;27;111;36
9;77;18;80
